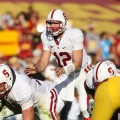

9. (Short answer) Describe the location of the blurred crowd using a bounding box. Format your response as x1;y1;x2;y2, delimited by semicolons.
0;5;120;79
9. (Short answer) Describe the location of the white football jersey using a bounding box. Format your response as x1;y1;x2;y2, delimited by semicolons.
6;72;54;110
41;28;91;68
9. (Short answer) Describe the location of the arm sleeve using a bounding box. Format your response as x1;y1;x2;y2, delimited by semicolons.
70;28;84;50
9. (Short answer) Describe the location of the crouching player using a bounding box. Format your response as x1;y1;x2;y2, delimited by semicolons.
0;64;57;120
86;60;120;120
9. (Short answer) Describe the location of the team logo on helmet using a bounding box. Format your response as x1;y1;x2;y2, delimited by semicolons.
0;64;14;98
93;60;117;83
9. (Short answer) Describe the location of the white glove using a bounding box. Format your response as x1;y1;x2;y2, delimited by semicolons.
88;99;94;116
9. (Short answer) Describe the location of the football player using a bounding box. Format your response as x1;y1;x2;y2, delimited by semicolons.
0;64;57;120
25;9;92;120
86;60;120;120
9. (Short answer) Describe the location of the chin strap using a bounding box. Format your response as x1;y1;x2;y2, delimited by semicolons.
10;68;16;86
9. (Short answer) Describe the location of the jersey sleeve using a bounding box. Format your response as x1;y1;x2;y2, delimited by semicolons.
70;28;84;50
14;83;34;110
41;31;50;51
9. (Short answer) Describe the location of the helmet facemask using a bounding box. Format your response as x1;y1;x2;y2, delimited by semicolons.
46;20;66;36
0;82;11;99
46;9;67;37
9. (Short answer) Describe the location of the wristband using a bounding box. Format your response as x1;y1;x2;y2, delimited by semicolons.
63;64;75;74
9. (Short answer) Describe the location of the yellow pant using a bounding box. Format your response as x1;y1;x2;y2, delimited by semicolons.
92;76;120;120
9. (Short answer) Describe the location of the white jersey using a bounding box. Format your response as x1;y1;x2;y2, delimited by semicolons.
41;28;91;68
6;72;54;110
41;28;92;113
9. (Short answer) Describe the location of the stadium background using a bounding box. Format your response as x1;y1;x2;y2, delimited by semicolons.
0;0;120;33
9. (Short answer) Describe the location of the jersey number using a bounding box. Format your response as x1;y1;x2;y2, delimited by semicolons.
53;52;71;67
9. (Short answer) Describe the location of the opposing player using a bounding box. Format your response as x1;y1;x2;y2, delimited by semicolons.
25;9;92;120
0;64;57;120
86;60;120;120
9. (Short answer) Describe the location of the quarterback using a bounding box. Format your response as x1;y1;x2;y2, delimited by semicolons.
25;9;92;120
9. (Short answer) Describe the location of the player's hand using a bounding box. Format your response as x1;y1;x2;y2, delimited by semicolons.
51;67;65;77
88;99;94;116
25;65;38;75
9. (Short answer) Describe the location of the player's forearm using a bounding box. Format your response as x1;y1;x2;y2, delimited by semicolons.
22;106;34;120
56;112;61;120
63;62;82;74
72;49;83;70
73;61;82;70
37;60;48;72
35;50;51;72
